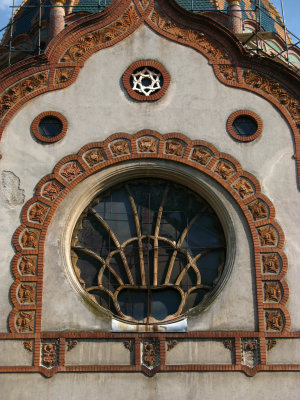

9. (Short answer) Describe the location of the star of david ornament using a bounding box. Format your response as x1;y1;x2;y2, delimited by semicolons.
131;67;162;96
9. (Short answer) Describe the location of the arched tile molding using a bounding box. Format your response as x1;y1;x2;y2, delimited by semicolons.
9;130;289;330
1;131;298;377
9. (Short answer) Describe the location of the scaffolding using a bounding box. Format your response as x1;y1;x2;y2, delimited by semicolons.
0;0;299;73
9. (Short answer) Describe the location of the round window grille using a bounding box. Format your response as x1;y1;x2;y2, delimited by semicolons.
71;178;226;324
232;116;258;137
32;111;68;143
130;67;162;97
227;110;263;142
122;60;170;101
38;116;63;138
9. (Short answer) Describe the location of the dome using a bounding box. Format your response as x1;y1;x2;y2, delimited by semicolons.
0;0;299;71
0;0;286;43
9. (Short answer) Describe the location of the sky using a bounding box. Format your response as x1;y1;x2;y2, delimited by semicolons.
0;0;299;42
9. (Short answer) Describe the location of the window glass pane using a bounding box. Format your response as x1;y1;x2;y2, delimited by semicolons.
71;178;226;324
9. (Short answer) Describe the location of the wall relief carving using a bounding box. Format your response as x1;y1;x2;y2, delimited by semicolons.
258;226;278;246
17;283;36;304
60;162;82;182
241;339;259;368
84;149;105;166
41;342;58;368
142;339;160;369
54;68;75;85
150;8;229;60
16;311;35;332
165;140;185;156
138;137;157;153
248;200;268;220
265;310;284;331
233;178;254;198
29;203;48;223
110;140;131;156
244;70;300;129
42;181;63;201
215;160;235;180
219;65;236;81
21;229;39;249
0;72;48;121
19;256;37;275
191;147;212;165
262;254;281;274
60;5;138;62
264;282;282;303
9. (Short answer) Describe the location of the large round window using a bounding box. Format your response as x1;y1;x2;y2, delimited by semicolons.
71;179;226;324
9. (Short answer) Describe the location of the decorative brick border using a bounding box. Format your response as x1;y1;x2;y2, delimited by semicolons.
122;59;171;101
31;111;68;143
1;130;296;377
9;130;289;333
226;110;263;142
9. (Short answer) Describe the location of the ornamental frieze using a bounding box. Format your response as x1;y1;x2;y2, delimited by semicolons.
191;147;212;165
60;5;139;62
219;65;236;82
244;70;300;129
262;254;281;274
150;8;229;60
0;72;48;121
84;149;105;166
42;181;63;201
248;200;268;221
19;256;37;275
137;137;157;153
54;68;75;85
6;131;290;377
16;311;35;332
233;178;254;199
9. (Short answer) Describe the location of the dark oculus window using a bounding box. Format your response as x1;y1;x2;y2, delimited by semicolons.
38;116;63;138
232;115;258;137
71;179;226;324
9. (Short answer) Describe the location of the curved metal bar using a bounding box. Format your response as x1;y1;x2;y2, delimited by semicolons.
164;210;205;284
72;245;106;265
175;246;224;286
153;184;169;285
90;208;134;285
125;184;146;285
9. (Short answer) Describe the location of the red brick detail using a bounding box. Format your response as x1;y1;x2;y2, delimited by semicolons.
226;110;263;142
31;111;68;143
122;60;171;101
9;131;289;340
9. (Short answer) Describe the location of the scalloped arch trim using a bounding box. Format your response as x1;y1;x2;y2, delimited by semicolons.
10;130;290;338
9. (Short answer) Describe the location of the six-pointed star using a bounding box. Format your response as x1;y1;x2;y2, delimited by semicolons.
131;68;161;96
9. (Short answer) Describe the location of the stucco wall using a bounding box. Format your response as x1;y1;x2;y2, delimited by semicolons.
0;22;299;394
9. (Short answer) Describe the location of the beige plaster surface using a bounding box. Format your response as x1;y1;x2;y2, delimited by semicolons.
165;339;232;364
267;339;300;364
65;340;132;365
0;340;33;366
1;372;300;400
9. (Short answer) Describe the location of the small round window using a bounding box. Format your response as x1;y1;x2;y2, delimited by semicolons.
38;116;63;138
32;112;68;143
227;110;262;142
71;178;226;324
232;116;257;137
122;60;170;101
